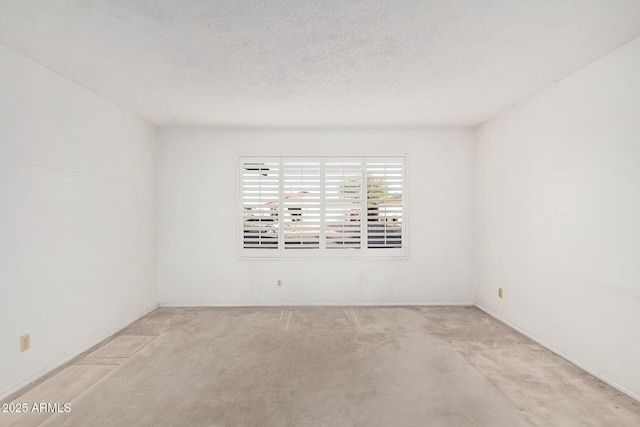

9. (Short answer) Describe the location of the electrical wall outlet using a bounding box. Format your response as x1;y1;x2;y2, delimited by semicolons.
20;334;30;352
277;280;282;287
498;288;503;299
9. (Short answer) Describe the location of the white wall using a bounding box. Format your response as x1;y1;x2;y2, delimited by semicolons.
0;45;157;399
157;128;474;306
476;37;640;399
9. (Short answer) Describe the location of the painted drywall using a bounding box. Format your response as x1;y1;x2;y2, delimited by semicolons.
476;37;640;399
157;128;474;306
0;45;157;400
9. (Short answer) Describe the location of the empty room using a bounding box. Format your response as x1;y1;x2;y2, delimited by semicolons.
1;1;639;426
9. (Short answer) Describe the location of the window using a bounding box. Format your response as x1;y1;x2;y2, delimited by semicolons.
240;156;406;258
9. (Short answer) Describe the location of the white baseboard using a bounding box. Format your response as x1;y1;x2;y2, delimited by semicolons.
475;303;640;403
0;303;159;402
158;301;475;308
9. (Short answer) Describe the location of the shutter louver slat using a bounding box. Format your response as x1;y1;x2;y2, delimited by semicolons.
366;162;403;249
242;162;279;249
325;162;362;249
283;162;321;249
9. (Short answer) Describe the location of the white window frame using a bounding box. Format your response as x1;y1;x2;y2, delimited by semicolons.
238;156;407;259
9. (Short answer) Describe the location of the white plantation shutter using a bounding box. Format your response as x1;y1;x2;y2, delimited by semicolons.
239;156;405;258
325;162;362;249
241;160;279;250
283;162;321;249
366;161;403;249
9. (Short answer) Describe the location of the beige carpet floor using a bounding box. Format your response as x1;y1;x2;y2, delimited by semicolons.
2;306;639;426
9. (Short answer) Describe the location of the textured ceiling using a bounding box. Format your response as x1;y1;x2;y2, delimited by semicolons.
2;1;640;127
